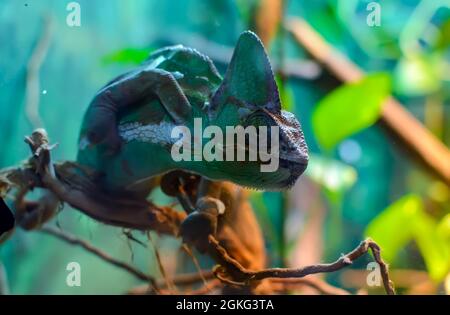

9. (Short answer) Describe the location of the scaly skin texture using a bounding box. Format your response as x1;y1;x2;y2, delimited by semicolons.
77;32;309;247
77;31;309;194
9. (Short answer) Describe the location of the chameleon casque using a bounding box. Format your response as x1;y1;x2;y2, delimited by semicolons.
76;31;308;252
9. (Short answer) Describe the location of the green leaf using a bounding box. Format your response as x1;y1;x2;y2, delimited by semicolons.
102;48;153;65
365;195;450;282
365;195;419;263
437;214;450;241
312;73;390;150
411;211;449;282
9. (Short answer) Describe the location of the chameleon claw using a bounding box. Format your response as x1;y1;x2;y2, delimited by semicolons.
179;196;225;252
180;210;218;252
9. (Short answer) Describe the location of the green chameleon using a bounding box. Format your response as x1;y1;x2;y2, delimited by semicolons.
77;31;309;240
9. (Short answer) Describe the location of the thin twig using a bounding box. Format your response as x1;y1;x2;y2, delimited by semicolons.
147;232;175;292
182;244;209;286
209;236;395;295
41;226;159;292
26;15;53;129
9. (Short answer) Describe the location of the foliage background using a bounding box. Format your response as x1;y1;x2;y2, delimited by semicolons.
0;0;449;294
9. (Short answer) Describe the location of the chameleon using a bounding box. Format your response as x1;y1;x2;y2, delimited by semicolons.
76;31;309;243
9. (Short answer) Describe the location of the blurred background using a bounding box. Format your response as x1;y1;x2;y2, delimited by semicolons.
0;0;449;294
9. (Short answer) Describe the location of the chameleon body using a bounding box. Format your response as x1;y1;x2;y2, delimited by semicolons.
77;31;309;194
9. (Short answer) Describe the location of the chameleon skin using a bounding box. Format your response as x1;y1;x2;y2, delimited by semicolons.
77;31;309;193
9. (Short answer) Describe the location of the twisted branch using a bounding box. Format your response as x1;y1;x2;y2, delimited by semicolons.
209;235;395;295
2;129;397;295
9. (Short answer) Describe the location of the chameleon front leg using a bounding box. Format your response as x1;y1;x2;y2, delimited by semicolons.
84;68;193;154
160;171;225;251
179;178;226;252
160;172;267;274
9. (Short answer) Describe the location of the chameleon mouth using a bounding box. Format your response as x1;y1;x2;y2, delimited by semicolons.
277;158;308;189
237;159;308;190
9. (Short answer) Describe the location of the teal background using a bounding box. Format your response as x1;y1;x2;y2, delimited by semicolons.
0;0;449;294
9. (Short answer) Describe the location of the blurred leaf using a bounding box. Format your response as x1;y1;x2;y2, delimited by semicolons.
411;210;449;282
308;154;354;255
102;48;153;65
310;152;350;256
366;195;450;282
305;154;357;193
394;53;443;96
437;214;450;241
312;73;390;150
365;195;418;263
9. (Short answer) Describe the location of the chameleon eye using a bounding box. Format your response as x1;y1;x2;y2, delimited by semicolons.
244;110;276;147
244;110;273;128
87;131;101;144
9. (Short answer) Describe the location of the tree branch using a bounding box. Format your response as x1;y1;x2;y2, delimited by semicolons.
4;129;397;295
25;15;53;129
209;235;395;295
286;18;450;185
19;129;184;234
41;225;159;291
147;232;175;292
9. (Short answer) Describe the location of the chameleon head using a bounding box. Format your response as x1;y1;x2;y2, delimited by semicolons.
205;31;309;190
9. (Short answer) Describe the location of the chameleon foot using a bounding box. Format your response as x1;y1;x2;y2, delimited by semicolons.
180;197;225;252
